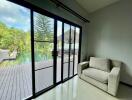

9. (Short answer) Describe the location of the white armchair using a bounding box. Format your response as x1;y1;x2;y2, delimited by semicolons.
78;57;121;96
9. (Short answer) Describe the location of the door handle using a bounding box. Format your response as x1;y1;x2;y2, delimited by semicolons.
52;50;58;57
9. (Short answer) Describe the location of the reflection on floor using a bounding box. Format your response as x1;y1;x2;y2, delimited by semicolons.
33;76;132;100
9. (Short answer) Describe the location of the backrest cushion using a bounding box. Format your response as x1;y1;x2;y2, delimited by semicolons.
89;57;110;72
111;60;122;68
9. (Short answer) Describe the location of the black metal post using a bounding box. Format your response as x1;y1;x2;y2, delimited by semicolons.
30;10;36;97
78;27;82;63
73;27;76;75
61;22;64;82
53;19;57;85
68;26;71;78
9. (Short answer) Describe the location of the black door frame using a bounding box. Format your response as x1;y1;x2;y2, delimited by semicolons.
7;0;82;99
56;22;79;84
32;11;56;96
61;24;81;83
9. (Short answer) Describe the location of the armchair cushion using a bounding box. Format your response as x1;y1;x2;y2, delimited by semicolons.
89;57;110;72
82;68;109;83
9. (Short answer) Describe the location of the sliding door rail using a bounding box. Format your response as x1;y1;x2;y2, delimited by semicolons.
50;0;90;23
35;66;53;71
34;40;53;43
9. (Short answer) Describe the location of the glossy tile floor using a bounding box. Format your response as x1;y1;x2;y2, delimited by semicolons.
33;76;132;100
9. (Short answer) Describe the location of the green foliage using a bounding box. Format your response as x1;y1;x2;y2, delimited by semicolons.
34;13;53;57
0;22;31;54
35;14;53;41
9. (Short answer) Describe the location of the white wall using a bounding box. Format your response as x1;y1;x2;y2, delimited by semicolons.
86;0;132;85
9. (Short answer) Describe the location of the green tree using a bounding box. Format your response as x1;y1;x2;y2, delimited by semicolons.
0;22;31;54
35;14;53;41
34;14;53;58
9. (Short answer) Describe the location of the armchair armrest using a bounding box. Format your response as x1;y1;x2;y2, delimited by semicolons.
77;61;89;77
108;66;121;96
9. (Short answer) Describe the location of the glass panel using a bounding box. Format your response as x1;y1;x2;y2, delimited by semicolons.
70;26;75;62
64;23;70;63
34;12;54;92
74;27;80;75
35;67;53;92
63;23;70;80
70;61;73;77
63;63;68;79
57;21;62;82
34;12;54;42
34;42;53;70
0;0;32;99
69;26;75;77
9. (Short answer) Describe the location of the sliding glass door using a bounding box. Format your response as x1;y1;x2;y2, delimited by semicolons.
32;11;81;95
56;21;81;83
33;12;54;92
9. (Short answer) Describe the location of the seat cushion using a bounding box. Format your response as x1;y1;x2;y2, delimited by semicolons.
89;57;110;72
82;68;109;83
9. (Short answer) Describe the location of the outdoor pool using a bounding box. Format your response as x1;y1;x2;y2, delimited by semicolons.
0;52;53;67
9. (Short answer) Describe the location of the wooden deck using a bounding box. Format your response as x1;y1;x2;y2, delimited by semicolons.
0;56;78;100
0;63;32;100
0;60;58;100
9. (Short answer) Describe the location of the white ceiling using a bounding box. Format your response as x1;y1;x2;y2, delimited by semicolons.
75;0;120;13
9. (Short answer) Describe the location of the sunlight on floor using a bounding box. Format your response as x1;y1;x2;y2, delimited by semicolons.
33;76;132;100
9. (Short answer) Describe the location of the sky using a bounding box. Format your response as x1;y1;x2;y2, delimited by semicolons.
0;0;64;33
0;0;30;32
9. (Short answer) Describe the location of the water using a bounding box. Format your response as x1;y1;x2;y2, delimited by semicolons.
0;52;52;67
